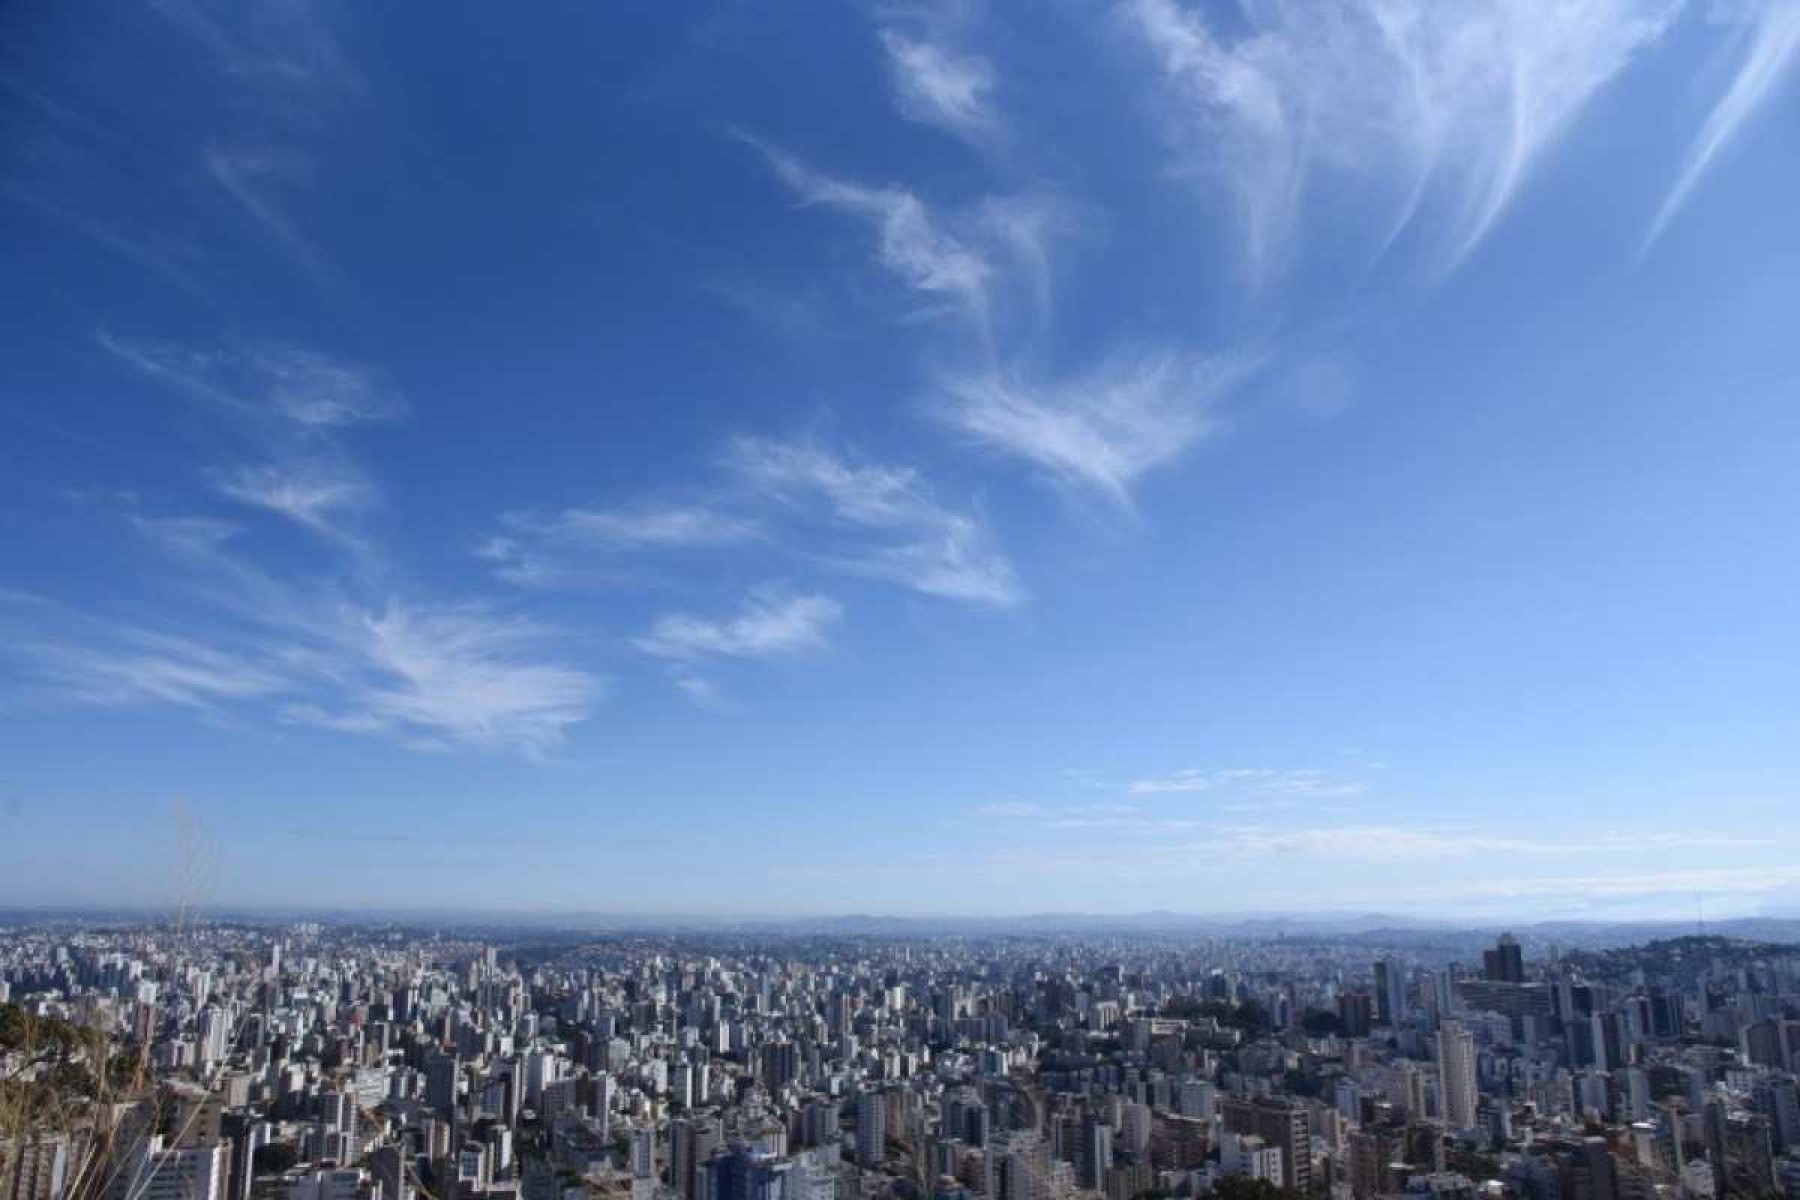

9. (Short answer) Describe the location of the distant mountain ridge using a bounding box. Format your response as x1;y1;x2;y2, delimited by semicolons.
3;904;1797;950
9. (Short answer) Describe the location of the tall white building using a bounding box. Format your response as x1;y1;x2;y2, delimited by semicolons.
1437;1022;1479;1131
197;1007;229;1068
116;1139;228;1200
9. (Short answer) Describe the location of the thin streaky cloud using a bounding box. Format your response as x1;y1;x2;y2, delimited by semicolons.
741;134;1071;346
975;801;1143;818
97;330;244;414
1644;0;1800;249
3;183;206;295
488;439;1019;608
1127;0;1681;280
936;349;1257;506
246;345;409;427
205;147;333;285
103;333;399;554
0;70;112;140
669;671;728;710
1128;766;1367;797
327;604;598;757
478;503;761;587
1211;825;1771;862
150;0;362;95
635;585;842;662
97;333;404;429
13;592;598;759
1;505;603;758
527;505;760;550
725;436;1022;608
16;628;291;713
738;133;994;324
208;460;376;543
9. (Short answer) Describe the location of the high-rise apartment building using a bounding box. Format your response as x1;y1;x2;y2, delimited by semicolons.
1437;1022;1479;1131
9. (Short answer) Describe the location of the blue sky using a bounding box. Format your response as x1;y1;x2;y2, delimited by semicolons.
3;0;1799;919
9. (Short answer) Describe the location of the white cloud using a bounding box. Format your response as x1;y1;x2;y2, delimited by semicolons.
740;137;1070;342
0;531;601;759
81;329;592;757
881;29;999;146
974;801;1202;831
150;0;362;93
477;503;761;587
1126;0;1682;278
102;332;407;551
976;801;1143;818
97;332;405;429
635;585;843;661
209;460;374;540
976;801;1052;817
937;349;1254;504
1645;0;1800;248
3;181;207;295
1208;824;1768;862
308;604;598;756
1129;767;1367;797
534;505;758;550
484;440;1018;608
726;436;1021;607
205;147;332;285
669;671;727;709
242;345;408;426
745;135;994;322
17;626;291;712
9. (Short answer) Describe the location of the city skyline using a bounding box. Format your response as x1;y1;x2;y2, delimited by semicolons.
4;917;1800;1200
4;2;1800;916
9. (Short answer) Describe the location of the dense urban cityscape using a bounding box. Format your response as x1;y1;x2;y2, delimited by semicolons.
5;920;1800;1200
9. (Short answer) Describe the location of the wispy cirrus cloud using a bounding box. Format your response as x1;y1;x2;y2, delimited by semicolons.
1;583;598;757
478;503;761;586
739;135;1068;342
973;801;1203;830
294;604;596;753
1128;767;1368;798
101;331;402;546
208;460;376;542
880;27;1000;147
205;147;332;285
740;136;1249;512
9;620;290;713
726;435;1021;607
1645;0;1800;248
483;437;1019;608
546;504;759;549
76;334;599;756
150;0;362;92
936;349;1256;505
2;181;207;295
977;801;1142;818
1126;0;1682;279
1212;824;1767;861
669;670;727;709
743;134;994;322
635;585;842;661
97;332;406;429
509;504;756;554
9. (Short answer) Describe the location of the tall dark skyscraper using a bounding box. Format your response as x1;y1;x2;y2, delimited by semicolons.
1483;933;1526;983
1374;960;1405;1026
